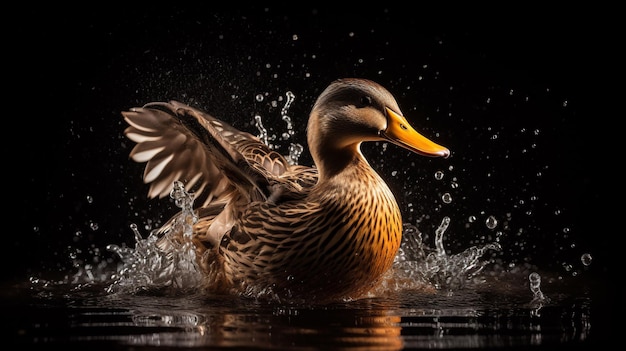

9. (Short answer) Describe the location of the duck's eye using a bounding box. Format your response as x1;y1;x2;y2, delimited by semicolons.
359;96;372;107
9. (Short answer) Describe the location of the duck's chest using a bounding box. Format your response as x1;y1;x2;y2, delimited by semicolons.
312;173;403;259
278;174;401;299
222;169;404;299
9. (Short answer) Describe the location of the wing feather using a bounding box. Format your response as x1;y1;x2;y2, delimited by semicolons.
122;100;300;206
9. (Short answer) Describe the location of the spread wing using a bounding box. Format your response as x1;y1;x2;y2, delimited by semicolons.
122;100;301;208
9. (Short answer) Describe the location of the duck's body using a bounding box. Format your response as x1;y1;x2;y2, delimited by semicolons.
122;78;449;301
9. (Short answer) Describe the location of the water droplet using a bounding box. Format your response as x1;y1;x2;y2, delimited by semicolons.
581;253;592;266
468;215;476;223
441;193;452;204
286;143;303;166
434;170;444;180
485;216;498;229
255;94;264;102
529;272;541;289
86;195;94;204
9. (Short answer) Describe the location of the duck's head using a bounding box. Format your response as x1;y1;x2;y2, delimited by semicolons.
307;78;449;176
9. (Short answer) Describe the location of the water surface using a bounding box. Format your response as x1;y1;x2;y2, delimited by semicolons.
6;267;601;350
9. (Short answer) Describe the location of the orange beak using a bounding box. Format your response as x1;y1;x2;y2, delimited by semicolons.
382;107;450;158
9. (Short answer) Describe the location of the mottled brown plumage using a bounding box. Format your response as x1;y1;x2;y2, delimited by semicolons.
122;78;449;302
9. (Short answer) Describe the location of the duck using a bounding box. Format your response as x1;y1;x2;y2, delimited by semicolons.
122;78;450;302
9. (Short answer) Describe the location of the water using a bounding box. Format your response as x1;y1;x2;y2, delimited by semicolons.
4;182;605;349
5;268;597;349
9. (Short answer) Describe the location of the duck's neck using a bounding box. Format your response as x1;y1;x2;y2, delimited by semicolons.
312;143;369;181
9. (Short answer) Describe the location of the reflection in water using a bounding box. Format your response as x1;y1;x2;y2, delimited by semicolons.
17;288;405;349
196;306;403;350
9;277;592;349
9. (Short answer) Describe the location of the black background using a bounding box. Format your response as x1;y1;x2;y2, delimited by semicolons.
6;5;617;330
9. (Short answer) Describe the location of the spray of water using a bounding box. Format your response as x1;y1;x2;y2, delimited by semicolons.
376;217;501;295
105;181;204;294
254;91;303;165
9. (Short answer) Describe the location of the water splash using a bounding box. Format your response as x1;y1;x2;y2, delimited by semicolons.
528;272;549;316
529;272;545;301
286;143;304;166
105;181;203;294
254;114;268;146
389;217;501;293
280;91;304;165
280;91;296;140
253;91;303;165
